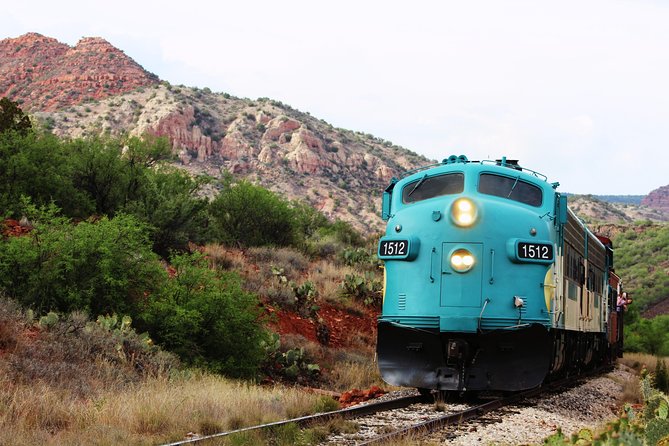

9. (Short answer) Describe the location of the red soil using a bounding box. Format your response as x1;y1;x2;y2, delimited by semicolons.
1;219;31;238
270;302;378;349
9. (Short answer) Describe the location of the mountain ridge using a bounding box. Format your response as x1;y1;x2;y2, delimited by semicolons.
1;32;667;230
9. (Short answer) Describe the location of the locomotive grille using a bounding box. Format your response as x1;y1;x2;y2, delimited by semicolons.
398;293;407;311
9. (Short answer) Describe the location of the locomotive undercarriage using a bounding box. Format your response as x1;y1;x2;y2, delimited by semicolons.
377;320;614;393
549;329;613;379
377;320;551;392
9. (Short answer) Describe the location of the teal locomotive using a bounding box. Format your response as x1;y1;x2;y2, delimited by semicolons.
377;155;624;393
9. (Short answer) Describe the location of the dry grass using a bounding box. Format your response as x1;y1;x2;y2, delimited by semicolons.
0;372;332;445
619;352;662;374
616;353;663;405
0;244;387;444
203;244;247;271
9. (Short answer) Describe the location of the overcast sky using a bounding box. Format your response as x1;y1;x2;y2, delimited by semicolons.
1;0;668;194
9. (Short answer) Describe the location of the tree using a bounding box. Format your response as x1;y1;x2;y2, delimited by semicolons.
0;131;93;218
124;167;209;256
209;180;299;247
0;97;31;134
0;201;164;315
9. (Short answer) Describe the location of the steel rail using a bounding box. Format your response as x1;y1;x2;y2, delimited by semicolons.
159;393;432;446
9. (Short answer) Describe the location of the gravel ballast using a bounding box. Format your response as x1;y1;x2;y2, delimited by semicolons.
434;364;638;445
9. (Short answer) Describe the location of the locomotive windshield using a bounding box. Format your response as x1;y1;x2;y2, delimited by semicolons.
478;173;543;207
402;173;464;203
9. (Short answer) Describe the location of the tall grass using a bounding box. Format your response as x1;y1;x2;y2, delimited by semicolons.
620;352;660;373
0;373;332;445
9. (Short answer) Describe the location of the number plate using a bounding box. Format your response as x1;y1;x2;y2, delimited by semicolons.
378;239;410;259
517;242;553;261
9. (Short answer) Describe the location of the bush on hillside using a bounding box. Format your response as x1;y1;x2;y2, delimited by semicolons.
625;315;669;357
68;135;172;216
0;297;178;397
138;252;268;378
209;180;300;247
614;224;669;310
123;167;210;256
0;131;93;217
0;200;164;315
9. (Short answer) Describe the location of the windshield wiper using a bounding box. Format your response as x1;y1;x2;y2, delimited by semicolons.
408;174;428;197
507;176;520;198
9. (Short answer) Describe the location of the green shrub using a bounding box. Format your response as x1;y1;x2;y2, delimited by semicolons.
138;252;268;378
210;180;299;247
340;273;382;306
262;333;320;384
0;201;164;315
123;167;209;255
0;131;93;217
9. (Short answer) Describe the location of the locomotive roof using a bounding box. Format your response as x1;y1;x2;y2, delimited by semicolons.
396;156;557;190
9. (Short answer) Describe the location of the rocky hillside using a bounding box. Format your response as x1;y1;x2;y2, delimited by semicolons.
642;185;669;215
0;33;159;112
568;194;667;225
0;33;428;232
34;84;428;232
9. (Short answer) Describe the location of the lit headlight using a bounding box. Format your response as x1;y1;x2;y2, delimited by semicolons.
451;249;475;272
451;198;477;227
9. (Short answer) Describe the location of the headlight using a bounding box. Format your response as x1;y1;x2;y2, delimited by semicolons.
451;198;477;227
451;249;475;272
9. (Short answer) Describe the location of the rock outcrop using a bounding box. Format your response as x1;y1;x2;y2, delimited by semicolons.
642;185;669;215
0;33;158;111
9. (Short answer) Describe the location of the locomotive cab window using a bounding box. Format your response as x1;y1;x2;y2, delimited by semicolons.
402;173;464;204
478;173;543;207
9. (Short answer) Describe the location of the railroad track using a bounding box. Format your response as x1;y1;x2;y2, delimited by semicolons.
161;366;611;446
160;392;432;446
354;367;612;445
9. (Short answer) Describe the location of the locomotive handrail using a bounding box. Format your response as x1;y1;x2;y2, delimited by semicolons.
479;159;548;181
397;158;549;183
477;298;491;332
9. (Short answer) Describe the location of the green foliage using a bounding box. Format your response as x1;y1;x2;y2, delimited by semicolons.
613;223;669;310
0;201;164;315
0;130;207;254
262;333;320;383
655;359;669;395
0;131;93;217
123;167;209;255
138;252;268;377
290;200;330;238
0;97;31;134
209;180;299;247
68;134;172;216
612;223;669;357
321;220;365;247
341;273;382;306
624;316;669;356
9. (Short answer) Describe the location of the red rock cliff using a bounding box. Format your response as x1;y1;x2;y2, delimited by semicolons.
0;33;159;111
642;185;669;214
